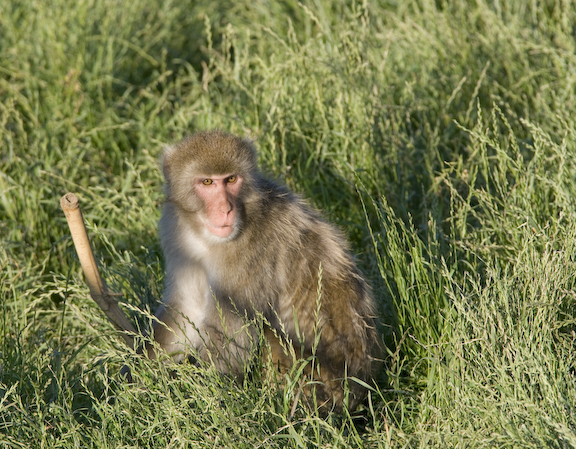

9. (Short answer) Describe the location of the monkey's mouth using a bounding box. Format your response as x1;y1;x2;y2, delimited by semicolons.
206;223;235;238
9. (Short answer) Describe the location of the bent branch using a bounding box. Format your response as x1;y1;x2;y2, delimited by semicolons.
60;192;136;348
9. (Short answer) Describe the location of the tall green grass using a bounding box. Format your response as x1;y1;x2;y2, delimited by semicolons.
2;0;576;446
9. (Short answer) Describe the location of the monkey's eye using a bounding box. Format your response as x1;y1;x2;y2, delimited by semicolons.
201;179;213;186
227;175;237;184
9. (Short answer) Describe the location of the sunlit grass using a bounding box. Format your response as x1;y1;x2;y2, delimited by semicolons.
2;0;576;446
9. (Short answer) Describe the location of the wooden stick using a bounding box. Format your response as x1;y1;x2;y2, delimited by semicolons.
60;192;136;348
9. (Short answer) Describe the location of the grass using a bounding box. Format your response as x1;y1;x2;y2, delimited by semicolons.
2;0;576;446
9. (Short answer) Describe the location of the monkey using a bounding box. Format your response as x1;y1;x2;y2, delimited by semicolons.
150;130;379;412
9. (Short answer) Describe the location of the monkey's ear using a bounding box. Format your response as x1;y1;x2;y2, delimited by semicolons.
161;144;177;182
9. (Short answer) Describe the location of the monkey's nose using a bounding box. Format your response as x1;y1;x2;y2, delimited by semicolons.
219;201;233;214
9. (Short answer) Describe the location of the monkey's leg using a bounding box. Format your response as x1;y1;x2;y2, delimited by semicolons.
193;302;256;378
262;327;346;414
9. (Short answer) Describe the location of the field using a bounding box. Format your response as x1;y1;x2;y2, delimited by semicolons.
2;0;576;447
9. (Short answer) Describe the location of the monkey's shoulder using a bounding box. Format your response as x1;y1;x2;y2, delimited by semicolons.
246;178;355;268
248;178;328;231
251;177;295;205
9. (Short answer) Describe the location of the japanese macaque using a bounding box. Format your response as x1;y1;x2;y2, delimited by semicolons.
151;130;379;412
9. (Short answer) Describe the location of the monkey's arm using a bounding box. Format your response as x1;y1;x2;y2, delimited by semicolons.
60;192;137;348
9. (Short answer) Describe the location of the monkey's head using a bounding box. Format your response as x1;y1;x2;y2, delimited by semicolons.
162;130;258;241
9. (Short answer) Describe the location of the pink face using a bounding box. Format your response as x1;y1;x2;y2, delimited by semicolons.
194;174;243;239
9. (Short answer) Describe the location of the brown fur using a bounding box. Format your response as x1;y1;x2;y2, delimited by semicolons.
153;130;379;412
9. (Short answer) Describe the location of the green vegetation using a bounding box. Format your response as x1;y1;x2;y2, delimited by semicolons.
2;0;576;446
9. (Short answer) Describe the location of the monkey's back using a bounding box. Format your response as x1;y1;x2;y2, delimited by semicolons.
209;178;379;403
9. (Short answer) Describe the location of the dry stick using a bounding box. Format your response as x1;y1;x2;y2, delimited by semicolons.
60;192;137;348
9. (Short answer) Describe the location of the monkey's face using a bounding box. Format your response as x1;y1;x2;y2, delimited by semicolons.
193;173;243;240
162;131;258;242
